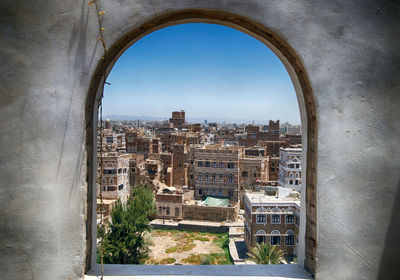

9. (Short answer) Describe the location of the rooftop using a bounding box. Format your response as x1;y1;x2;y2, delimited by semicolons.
245;191;300;207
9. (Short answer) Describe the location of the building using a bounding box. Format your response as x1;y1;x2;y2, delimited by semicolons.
160;152;173;186
183;197;239;222
169;110;185;129
193;144;243;202
98;152;131;203
155;187;194;220
267;156;280;181
172;143;187;187
278;147;302;191
125;130;161;157
258;140;289;157
238;156;269;206
244;191;300;260
145;159;163;181
128;154;147;188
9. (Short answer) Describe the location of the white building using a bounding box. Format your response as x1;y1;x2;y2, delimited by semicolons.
278;147;302;191
98;152;131;203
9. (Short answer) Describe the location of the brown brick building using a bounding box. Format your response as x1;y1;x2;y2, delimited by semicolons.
125;130;161;157
244;192;300;260
172;143;187;187
155;187;194;220
169;110;185;129
193;144;243;202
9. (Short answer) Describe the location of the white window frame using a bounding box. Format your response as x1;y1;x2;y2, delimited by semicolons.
271;214;281;224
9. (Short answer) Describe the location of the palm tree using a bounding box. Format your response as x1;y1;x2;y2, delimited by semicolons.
246;242;283;264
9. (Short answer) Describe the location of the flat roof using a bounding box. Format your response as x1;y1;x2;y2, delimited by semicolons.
245;192;300;207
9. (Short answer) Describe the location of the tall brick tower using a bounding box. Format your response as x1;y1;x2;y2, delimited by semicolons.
172;143;187;187
269;120;280;135
169;110;185;129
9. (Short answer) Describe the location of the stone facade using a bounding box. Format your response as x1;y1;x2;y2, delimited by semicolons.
244;192;300;259
169;110;185;129
182;201;239;222
193;145;243;202
172;143;187;187
155;188;194;220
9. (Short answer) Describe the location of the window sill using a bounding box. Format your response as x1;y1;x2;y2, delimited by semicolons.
85;264;312;279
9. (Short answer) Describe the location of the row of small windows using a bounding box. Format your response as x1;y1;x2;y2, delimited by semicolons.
255;230;295;246
256;214;295;224
197;161;235;168
288;179;300;185
103;168;127;175
158;206;180;217
101;184;124;191
241;171;262;178
289;172;300;179
197;173;234;183
198;188;233;197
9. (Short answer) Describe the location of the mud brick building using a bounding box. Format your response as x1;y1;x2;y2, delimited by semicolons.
169;110;185;129
268;156;280;181
259;140;289;157
193;144;243;202
128;154;146;189
245;147;266;157
244;192;300;260
183;199;240;222
160;152;173;186
238;156;269;206
172;143;187;187
285;134;302;145
125;129;161;157
155;187;194;220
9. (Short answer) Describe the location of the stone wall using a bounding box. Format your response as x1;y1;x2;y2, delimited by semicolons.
183;202;239;222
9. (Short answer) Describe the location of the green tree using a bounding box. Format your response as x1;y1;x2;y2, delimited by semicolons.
98;185;155;264
246;242;283;264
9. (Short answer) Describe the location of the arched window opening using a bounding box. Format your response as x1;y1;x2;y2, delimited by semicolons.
87;10;317;277
271;230;281;245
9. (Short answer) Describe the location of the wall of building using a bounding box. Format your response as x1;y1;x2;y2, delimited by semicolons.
182;203;239;222
0;1;399;279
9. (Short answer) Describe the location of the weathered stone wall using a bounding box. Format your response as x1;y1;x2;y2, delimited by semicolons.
183;203;239;222
0;1;399;279
151;222;230;233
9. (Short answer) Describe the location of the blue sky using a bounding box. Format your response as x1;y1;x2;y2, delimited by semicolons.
103;23;300;125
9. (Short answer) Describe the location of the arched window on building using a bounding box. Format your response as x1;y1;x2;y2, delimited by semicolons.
271;230;281;245
256;230;266;244
285;230;295;246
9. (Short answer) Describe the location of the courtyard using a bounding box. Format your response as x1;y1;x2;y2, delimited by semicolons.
145;229;233;265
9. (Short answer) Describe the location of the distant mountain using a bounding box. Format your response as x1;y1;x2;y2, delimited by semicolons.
104;115;166;121
103;114;298;126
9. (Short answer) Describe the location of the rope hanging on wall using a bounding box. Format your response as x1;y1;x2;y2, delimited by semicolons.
89;1;107;279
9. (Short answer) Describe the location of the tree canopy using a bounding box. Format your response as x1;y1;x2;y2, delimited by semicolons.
98;185;155;264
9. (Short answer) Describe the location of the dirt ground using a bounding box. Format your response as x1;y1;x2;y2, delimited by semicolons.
145;230;227;265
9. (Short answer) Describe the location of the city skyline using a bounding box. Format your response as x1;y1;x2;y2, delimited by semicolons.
103;23;301;125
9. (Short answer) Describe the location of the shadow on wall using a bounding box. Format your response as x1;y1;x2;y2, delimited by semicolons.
377;179;400;280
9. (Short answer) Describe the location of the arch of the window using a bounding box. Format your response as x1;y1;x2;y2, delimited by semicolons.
287;230;295;235
256;206;266;213
85;9;318;275
256;229;267;235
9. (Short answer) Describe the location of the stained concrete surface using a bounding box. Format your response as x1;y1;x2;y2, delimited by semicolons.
0;0;400;279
